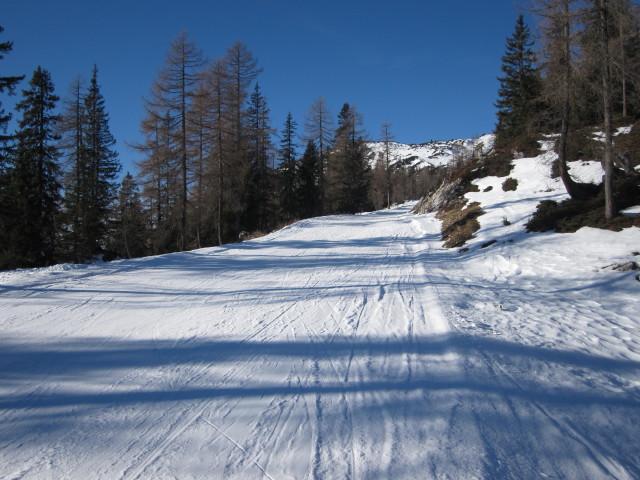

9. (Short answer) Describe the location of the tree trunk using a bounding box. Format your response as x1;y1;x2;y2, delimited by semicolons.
557;0;593;201
599;0;616;220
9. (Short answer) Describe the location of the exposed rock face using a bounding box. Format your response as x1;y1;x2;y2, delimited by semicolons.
412;179;464;215
603;261;639;272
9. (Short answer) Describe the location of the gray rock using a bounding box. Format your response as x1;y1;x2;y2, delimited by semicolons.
412;179;464;215
603;261;639;272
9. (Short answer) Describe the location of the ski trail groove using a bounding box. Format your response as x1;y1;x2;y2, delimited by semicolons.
200;416;275;480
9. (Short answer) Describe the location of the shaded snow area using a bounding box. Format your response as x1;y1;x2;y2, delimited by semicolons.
368;134;494;169
1;152;640;479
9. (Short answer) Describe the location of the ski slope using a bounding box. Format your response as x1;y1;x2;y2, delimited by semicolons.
1;197;640;477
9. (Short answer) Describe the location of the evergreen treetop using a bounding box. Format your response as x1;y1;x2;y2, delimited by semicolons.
0;26;25;139
11;66;61;267
494;14;542;147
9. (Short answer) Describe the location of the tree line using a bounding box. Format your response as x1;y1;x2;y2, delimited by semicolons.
132;34;380;256
1;30;408;269
0;26;122;269
493;0;640;219
4;1;635;270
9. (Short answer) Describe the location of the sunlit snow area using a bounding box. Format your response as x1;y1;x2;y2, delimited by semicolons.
1;142;639;479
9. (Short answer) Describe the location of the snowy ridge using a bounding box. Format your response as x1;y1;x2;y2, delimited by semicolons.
367;133;495;169
1;139;640;479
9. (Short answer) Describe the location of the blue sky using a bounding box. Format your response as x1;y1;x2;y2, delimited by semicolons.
3;0;523;173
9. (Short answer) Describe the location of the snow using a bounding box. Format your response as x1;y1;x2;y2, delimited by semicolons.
1;143;640;478
622;205;640;217
368;134;494;169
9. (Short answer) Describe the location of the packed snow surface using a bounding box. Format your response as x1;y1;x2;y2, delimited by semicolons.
1;150;640;479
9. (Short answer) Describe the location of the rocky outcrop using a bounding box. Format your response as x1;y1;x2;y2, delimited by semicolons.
412;178;464;215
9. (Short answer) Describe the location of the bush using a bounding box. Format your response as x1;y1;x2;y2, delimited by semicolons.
526;175;640;233
502;177;518;191
472;156;514;180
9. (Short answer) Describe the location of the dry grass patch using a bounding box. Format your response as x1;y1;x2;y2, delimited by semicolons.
437;199;485;248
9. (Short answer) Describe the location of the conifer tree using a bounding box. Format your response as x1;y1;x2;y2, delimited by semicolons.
187;82;209;248
81;65;121;257
112;173;148;259
148;32;204;250
494;15;542;148
594;0;616;219
277;112;299;221
535;0;596;200
297;140;321;219
222;41;261;236
135;107;179;254
328;103;371;214
380;122;394;209
9;67;61;267
304;97;333;215
0;26;24;268
59;77;86;260
0;27;24;144
245;83;274;231
198;59;229;245
612;0;640;118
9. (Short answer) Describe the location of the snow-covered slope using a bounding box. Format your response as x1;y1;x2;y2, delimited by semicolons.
1;143;639;478
368;133;495;169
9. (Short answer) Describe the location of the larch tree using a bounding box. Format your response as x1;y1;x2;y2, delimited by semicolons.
10;67;61;267
222;41;261;237
199;59;230;245
535;0;596;200
304;96;333;215
594;0;616;219
188;82;211;248
113;172;148;259
148;32;204;250
135;107;179;254
611;0;639;117
380;122;394;209
59;77;86;260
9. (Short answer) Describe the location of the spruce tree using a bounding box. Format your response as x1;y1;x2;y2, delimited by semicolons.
245;83;274;231
494;15;542;148
0;26;24;268
112;173;148;259
277;112;298;221
10;67;61;267
328;103;372;214
297;140;321;219
81;65;121;258
0;26;24;143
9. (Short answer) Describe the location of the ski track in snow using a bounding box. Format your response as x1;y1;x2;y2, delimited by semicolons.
1;195;639;479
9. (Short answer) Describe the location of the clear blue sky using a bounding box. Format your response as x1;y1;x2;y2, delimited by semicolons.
3;0;524;174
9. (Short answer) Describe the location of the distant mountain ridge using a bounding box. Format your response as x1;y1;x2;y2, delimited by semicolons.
367;134;495;169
